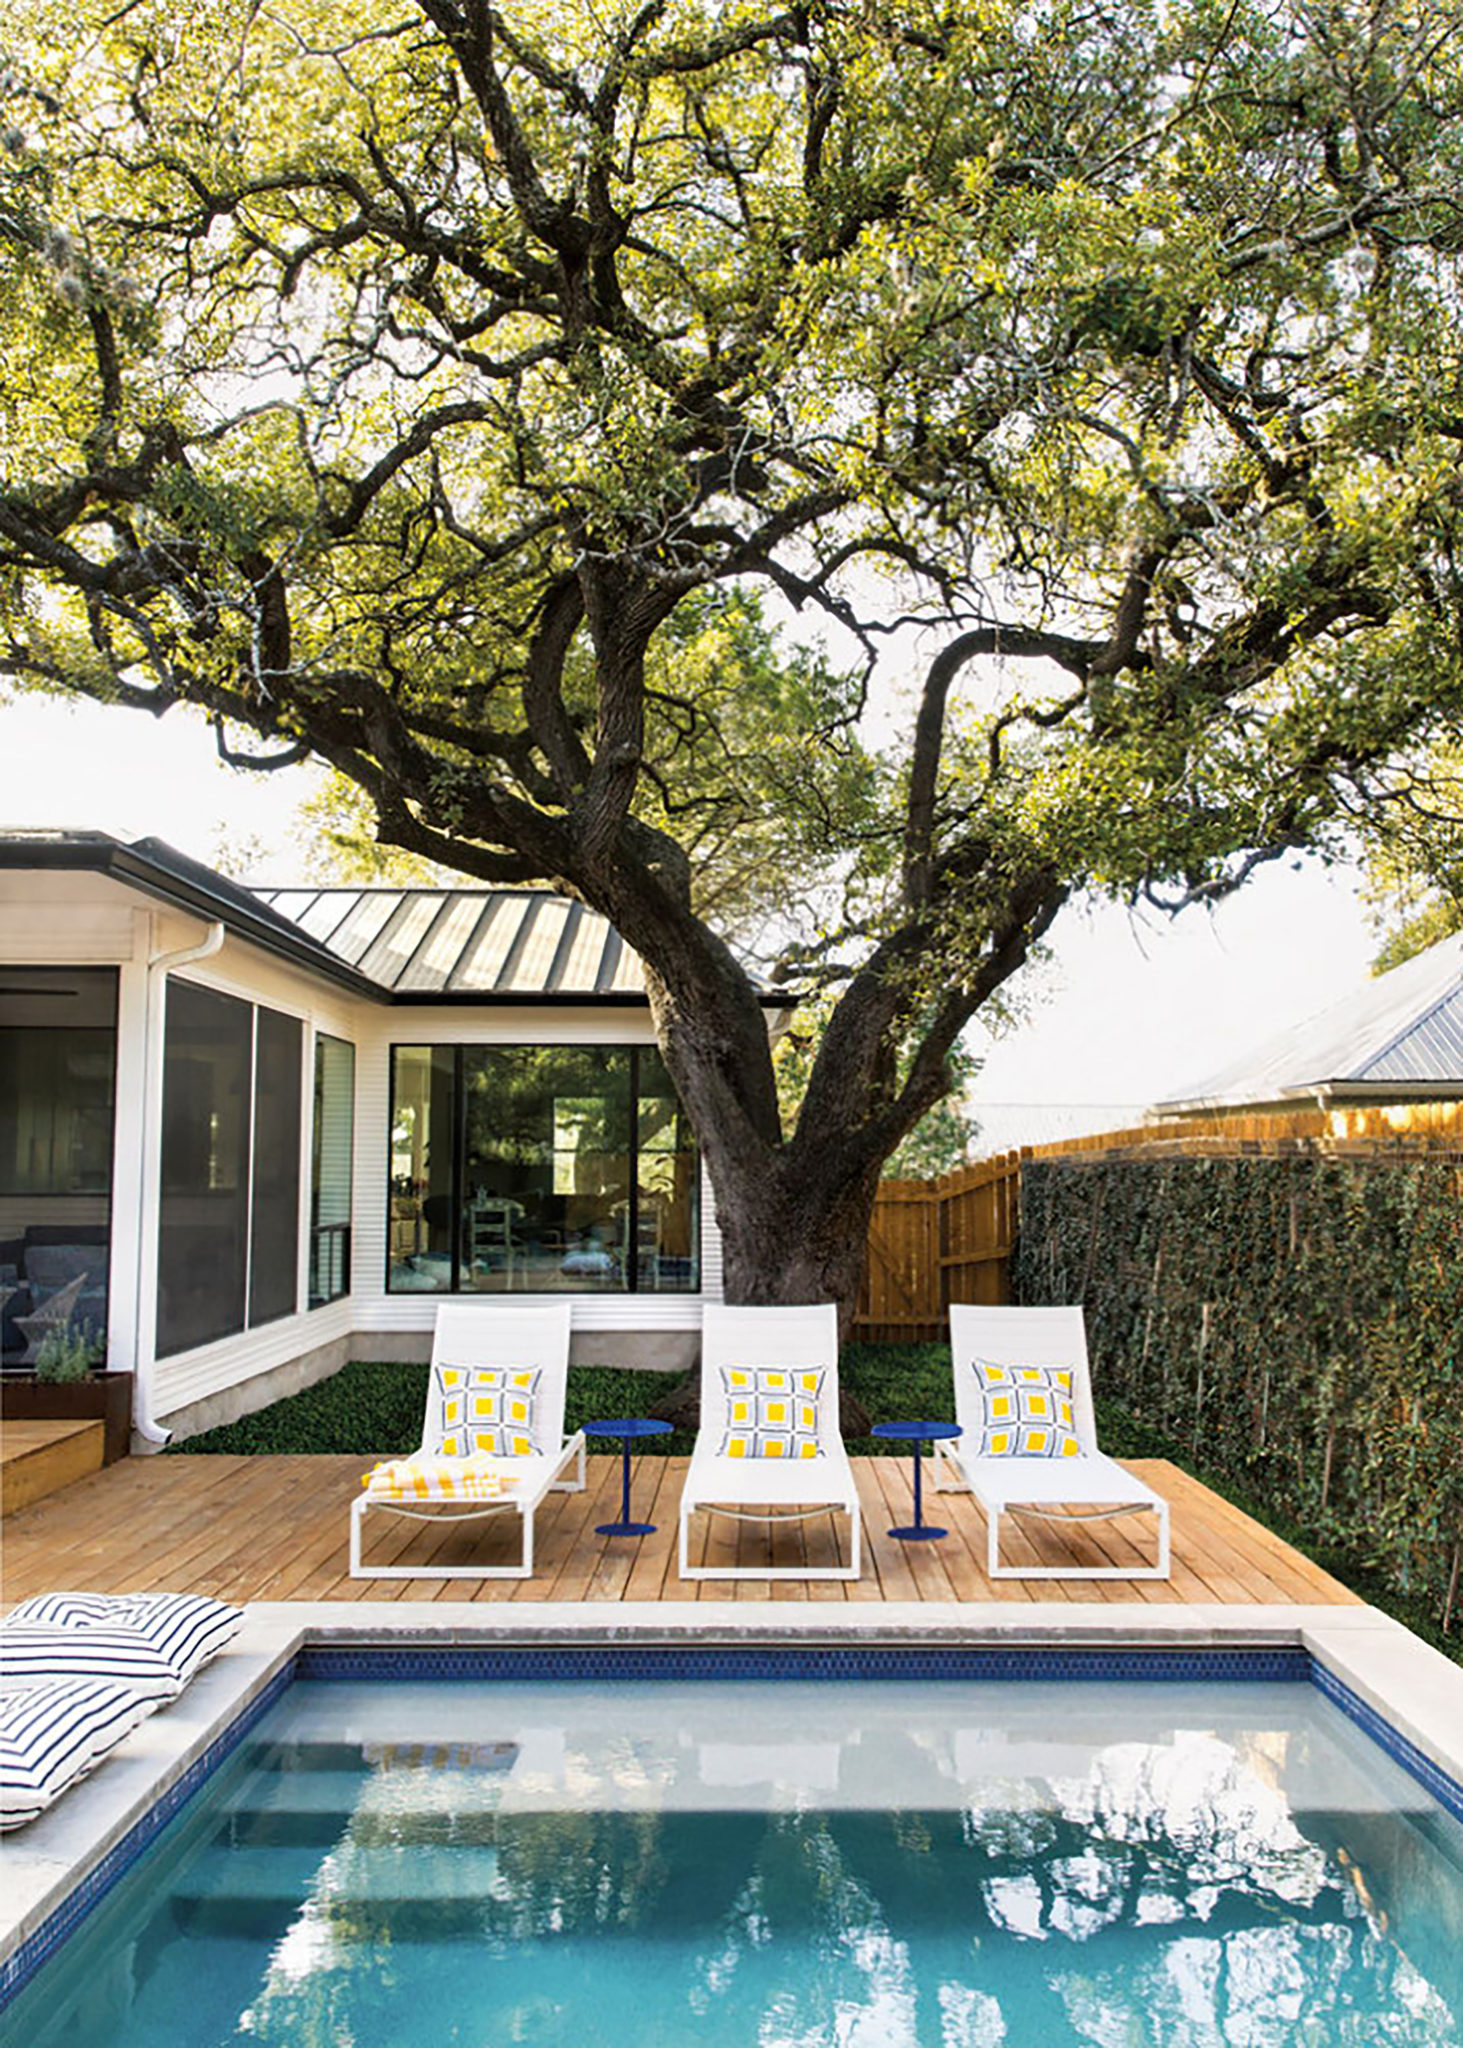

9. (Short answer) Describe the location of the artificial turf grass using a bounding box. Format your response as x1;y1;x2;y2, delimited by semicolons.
171;1360;694;1458
167;1341;1167;1463
168;1344;1457;1663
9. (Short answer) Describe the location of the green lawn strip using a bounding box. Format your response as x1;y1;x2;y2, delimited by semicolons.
171;1345;1458;1663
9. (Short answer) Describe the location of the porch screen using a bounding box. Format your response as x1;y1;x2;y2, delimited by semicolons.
388;1044;699;1295
249;1008;303;1327
0;967;117;1364
157;982;304;1357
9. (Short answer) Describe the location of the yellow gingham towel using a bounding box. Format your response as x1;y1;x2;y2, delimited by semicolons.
362;1457;523;1504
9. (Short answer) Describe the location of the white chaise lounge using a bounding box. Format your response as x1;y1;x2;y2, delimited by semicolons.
937;1304;1171;1581
350;1302;584;1580
678;1303;861;1582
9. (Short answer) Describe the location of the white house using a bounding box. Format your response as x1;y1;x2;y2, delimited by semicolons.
0;831;781;1445
1155;928;1463;1115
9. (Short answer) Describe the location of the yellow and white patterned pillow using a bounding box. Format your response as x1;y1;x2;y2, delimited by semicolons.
972;1360;1081;1459
431;1365;541;1458
718;1365;826;1460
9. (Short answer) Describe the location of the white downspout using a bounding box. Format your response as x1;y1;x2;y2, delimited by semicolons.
132;921;226;1446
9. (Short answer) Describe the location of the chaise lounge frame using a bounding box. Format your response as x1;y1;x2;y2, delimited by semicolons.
350;1302;584;1580
678;1303;861;1582
935;1304;1171;1581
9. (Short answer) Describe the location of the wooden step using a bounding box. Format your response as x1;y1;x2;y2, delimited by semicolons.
0;1418;105;1517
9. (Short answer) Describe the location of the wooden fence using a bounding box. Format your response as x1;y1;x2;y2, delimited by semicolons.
852;1099;1463;1342
854;1154;1020;1341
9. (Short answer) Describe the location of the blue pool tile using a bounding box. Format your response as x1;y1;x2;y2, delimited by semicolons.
0;1656;298;2009
296;1642;1313;1686
3;1638;1458;2017
1310;1658;1463;1825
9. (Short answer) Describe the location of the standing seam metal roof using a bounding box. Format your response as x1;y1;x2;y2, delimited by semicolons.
251;887;646;999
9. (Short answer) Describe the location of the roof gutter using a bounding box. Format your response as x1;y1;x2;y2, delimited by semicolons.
0;838;382;1001
0;839;794;1007
131;920;226;1448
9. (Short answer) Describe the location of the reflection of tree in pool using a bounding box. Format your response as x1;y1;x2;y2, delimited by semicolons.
223;1766;1463;2046
488;1808;671;1938
1052;1921;1457;2047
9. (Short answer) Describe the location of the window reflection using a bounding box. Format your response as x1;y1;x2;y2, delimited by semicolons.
387;1044;699;1294
0;967;116;1363
389;1046;456;1291
636;1049;699;1290
464;1046;631;1292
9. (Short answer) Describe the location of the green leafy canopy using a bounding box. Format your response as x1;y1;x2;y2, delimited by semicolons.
4;0;1463;1294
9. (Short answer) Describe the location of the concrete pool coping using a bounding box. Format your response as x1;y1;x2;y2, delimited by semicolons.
4;1599;1462;1984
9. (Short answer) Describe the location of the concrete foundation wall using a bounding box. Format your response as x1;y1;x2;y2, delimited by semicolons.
157;1324;697;1444
150;1332;354;1449
345;1328;696;1372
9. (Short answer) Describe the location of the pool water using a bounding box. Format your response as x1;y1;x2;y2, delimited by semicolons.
3;1679;1460;2047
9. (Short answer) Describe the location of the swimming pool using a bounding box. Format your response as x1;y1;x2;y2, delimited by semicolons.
2;1653;1460;2046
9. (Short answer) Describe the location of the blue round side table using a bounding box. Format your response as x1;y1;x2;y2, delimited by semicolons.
583;1417;673;1536
870;1420;962;1541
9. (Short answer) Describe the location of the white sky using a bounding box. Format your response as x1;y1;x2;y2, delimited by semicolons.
0;692;1379;1120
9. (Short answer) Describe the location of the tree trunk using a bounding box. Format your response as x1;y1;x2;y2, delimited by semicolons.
703;1140;885;1337
588;824;958;1335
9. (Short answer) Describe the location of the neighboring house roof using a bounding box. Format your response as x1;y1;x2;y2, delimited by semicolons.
0;829;781;1008
1157;929;1463;1111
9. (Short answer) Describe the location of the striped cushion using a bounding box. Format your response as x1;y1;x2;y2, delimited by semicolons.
0;1677;153;1830
7;1593;242;1685
1;1626;185;1703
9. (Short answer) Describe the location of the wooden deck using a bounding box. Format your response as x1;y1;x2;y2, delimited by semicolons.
0;1454;1362;1608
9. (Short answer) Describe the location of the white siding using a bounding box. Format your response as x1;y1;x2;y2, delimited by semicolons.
152;1299;354;1416
1;871;728;1419
349;1003;721;1336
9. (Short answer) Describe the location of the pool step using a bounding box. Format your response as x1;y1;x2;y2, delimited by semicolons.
170;1842;506;1940
212;1805;517;1850
208;1754;519;1850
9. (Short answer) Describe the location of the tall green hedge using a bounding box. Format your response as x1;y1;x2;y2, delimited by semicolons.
1013;1150;1463;1638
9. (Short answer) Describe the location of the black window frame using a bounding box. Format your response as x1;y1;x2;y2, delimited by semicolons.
0;966;119;1367
385;1040;700;1296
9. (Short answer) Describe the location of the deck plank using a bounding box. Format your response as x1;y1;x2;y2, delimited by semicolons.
0;1453;1359;1610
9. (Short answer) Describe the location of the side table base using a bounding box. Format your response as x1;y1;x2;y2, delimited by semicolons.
596;1520;657;1538
888;1524;948;1542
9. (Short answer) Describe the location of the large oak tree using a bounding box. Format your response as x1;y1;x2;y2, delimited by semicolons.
3;0;1462;1316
